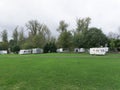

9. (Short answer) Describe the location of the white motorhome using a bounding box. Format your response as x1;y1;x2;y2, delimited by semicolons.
0;50;7;54
19;49;32;55
90;47;109;55
32;48;43;54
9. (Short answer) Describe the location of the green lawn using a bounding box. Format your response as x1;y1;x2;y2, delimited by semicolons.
0;53;120;90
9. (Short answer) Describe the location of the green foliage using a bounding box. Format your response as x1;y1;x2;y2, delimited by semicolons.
0;42;8;50
57;20;68;33
85;27;108;48
32;33;45;48
43;42;57;53
12;45;20;54
9;39;15;49
74;27;108;48
116;39;120;51
109;39;116;50
108;39;120;51
57;20;73;49
107;31;120;52
43;43;49;53
9;39;21;53
18;29;25;47
26;20;40;36
0;30;9;50
0;19;112;52
73;17;91;48
76;17;91;33
49;42;57;52
12;27;19;44
57;31;73;48
25;20;51;48
21;41;34;49
1;30;8;42
73;33;85;48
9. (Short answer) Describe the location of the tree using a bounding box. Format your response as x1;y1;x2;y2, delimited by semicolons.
107;31;120;51
73;33;85;48
19;28;25;43
43;42;57;53
49;42;57;52
0;30;8;50
57;20;68;33
115;39;120;51
26;20;51;48
13;26;19;44
21;41;34;49
9;39;21;53
109;39;116;51
26;20;40;36
12;45;20;54
76;17;91;33
0;42;8;50
18;28;26;49
41;25;51;42
32;34;45;48
108;32;119;39
85;27;108;48
1;30;8;42
9;27;20;53
57;31;73;48
43;43;49;53
73;17;91;48
57;20;73;49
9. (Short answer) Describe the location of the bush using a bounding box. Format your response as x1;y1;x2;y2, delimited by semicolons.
43;42;57;53
12;45;20;54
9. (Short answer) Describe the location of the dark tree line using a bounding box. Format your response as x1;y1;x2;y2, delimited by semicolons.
0;18;120;53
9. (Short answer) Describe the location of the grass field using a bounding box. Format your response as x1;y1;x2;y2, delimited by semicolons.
0;53;120;90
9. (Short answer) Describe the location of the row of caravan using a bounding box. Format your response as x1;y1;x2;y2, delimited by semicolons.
19;48;43;55
19;48;86;54
57;47;109;55
57;48;86;53
74;47;109;55
19;47;109;55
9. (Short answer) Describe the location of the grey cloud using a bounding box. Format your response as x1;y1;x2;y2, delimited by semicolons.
0;0;120;39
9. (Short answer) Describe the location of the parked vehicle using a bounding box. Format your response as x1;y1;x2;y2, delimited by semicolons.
89;47;109;55
19;49;32;55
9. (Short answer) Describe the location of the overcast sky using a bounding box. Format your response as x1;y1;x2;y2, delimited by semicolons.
0;0;120;39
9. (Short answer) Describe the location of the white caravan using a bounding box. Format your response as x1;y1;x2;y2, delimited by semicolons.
32;48;43;54
57;48;69;53
19;49;32;55
74;48;85;53
0;50;7;54
57;48;63;53
90;47;109;55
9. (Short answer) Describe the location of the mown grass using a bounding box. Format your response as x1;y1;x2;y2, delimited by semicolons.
0;53;120;90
